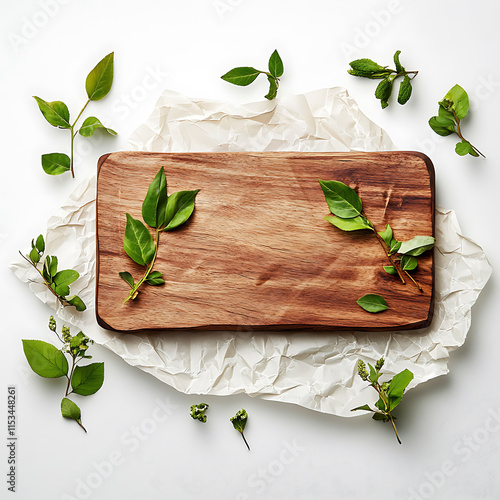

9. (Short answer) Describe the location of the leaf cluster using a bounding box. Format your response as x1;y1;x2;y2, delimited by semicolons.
22;234;86;311
221;50;284;100
34;52;116;177
348;50;417;108
319;180;435;297
429;84;485;158
120;167;200;303
190;403;209;423
352;358;414;444
22;316;104;432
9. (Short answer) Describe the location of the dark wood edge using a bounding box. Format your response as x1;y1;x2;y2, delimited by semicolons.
95;150;436;333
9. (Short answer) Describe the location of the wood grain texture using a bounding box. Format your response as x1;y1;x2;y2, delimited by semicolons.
96;151;435;332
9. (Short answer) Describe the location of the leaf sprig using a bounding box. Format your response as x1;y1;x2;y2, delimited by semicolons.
230;409;250;450
34;52;116;178
20;234;86;311
429;84;485;158
319;180;434;293
348;50;417;108
22;316;104;432
352;358;413;444
120;167;200;303
221;50;284;100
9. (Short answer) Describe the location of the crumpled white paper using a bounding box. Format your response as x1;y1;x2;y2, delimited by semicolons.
10;88;492;417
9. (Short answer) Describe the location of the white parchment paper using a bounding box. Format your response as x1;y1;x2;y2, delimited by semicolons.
11;87;492;417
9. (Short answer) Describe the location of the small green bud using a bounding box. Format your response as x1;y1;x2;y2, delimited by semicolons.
357;360;369;381
375;358;385;371
48;316;57;332
62;325;71;342
381;381;390;392
190;403;209;423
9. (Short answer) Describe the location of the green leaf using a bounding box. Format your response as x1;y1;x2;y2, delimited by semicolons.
145;271;164;286
378;224;393;247
78;116;117;137
41;153;71;175
372;412;389;421
67;295;86;311
22;339;68;378
221;67;262;86
29;247;40;264
455;140;478;157
368;363;381;384
230;409;248;434
142;167;168;228
55;284;70;297
399;235;435;256
393;50;405;74
123;214;155;266
264;75;278;100
375;77;393;108
397;75;412;105
163;190;200;231
388;369;414;410
351;404;373;412
318;180;362;218
438;105;455;121
268;49;284;78
71;362;104;396
324;215;372;231
53;269;79;288
33;97;71;128
428;116;456;137
35;234;45;253
61;398;86;431
442;84;469;120
400;254;418;271
374;397;386;412
119;271;134;288
356;294;388;313
389;239;401;254
384;265;397;275
49;255;58;277
85;52;114;101
348;58;388;78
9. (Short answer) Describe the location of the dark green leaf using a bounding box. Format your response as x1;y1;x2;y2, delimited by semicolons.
428;116;456;136
318;180;362;218
41;153;71;175
368;363;381;384
67;295;86;311
389;239;401;254
33;97;71;128
35;234;45;253
397;75;412;105
119;271;134;288
388;369;414;410
384;266;398;275
348;58;388;78
264;75;278;100
85;52;114;101
221;67;261;86
374;397;386;412
400;254;418;271
42;257;51;282
123;214;155;266
230;409;248;434
163;190;200;231
372;412;389;421
142;167;168;228
145;270;164;286
61;397;81;420
78;116;117;137
399;236;435;256
357;294;388;313
268;50;284;78
22;339;68;378
71;362;104;396
442;84;469;120
29;247;40;263
375;77;393;108
393;50;405;73
351;404;373;412
378;224;393;247
324;215;372;231
53;269;79;288
455;140;478;157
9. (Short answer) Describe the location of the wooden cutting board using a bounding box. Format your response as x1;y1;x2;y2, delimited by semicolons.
96;151;435;332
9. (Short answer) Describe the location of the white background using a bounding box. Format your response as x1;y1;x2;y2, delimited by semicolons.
1;1;499;499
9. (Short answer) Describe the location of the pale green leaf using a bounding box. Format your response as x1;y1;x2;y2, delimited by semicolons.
78;116;117;137
319;180;362;218
324;215;372;231
399;236;435;256
85;52;114;101
33;97;71;128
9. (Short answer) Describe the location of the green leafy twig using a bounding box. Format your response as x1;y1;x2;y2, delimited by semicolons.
319;180;434;294
429;84;485;158
352;358;413;444
20;234;86;311
221;50;284;100
34;52;117;178
120;167;200;303
190;403;209;423
22;316;104;432
230;409;250;450
348;50;417;108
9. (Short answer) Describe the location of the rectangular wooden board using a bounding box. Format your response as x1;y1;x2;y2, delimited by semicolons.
96;151;435;332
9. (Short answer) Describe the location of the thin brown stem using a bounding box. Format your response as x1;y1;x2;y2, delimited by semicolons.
404;270;423;293
372;230;406;284
241;432;250;451
453;112;486;158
